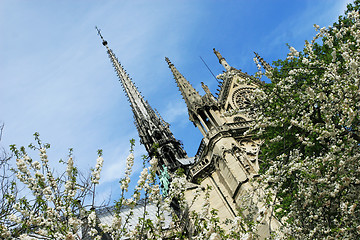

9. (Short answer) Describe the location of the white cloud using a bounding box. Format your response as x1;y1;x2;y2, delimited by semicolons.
161;99;188;124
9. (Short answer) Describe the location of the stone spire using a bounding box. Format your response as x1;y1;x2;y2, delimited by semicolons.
165;57;202;113
97;28;187;171
213;48;232;71
97;29;151;124
254;52;273;72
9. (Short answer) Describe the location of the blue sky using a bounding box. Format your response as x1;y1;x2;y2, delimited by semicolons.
0;0;351;204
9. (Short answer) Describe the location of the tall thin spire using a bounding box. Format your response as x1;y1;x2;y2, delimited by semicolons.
213;48;231;71
165;57;202;112
254;52;273;72
96;27;153;122
97;28;187;171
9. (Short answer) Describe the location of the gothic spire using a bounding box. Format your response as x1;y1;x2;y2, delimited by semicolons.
213;48;231;71
97;28;160;147
165;57;202;112
96;27;153;123
97;28;187;171
254;52;273;72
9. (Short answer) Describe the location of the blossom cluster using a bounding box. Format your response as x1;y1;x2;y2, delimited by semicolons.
91;156;104;184
250;4;360;239
1;134;102;240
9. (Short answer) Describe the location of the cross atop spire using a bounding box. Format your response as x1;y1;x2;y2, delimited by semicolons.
96;26;108;46
213;48;231;71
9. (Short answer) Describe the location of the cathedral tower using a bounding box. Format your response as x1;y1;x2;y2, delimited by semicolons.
97;28;188;173
166;50;278;236
166;49;261;184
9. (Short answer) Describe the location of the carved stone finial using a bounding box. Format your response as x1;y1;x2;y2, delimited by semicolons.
201;82;211;95
213;48;231;71
213;48;224;63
